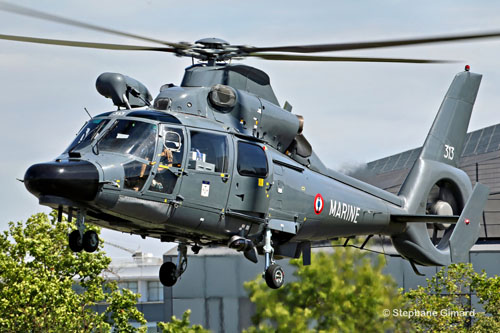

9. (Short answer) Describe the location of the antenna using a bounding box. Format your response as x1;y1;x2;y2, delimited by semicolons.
84;107;92;119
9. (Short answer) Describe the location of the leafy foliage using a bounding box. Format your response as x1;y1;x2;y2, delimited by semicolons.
244;242;409;332
157;309;209;333
0;212;146;332
403;263;500;332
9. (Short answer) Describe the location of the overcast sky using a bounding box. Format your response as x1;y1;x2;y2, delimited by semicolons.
1;0;500;258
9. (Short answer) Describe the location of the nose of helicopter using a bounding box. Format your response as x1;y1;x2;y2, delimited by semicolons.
24;160;100;201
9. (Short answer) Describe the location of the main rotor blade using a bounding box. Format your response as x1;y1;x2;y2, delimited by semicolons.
248;53;453;64
0;33;176;52
0;2;187;49
244;31;500;54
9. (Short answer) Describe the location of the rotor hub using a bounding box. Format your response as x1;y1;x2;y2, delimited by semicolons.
195;37;229;49
175;38;242;63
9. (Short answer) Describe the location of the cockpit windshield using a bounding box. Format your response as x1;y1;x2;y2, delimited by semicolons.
65;118;109;153
98;120;157;161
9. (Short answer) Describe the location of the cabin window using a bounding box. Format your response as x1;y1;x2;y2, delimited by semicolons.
237;142;268;177
188;131;228;173
149;126;185;194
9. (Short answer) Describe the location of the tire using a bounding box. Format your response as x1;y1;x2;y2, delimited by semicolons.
159;262;178;287
265;264;285;289
82;230;99;253
68;230;83;252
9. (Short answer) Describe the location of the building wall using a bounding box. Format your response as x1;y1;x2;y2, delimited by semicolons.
159;247;500;333
104;247;500;332
162;251;296;332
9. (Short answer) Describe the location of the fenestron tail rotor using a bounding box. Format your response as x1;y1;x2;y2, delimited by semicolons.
2;1;500;64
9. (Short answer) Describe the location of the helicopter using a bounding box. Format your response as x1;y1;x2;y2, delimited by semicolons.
1;3;496;288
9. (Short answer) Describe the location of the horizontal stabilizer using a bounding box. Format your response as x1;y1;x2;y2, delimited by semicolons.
391;214;459;223
449;183;489;262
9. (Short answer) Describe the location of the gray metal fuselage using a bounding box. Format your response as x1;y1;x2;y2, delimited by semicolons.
23;64;488;268
27;63;410;256
40;108;404;250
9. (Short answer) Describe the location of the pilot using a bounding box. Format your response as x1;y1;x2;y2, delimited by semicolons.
160;146;174;167
150;146;176;193
128;159;150;192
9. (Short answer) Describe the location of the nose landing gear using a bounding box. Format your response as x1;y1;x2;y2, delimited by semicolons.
68;230;83;252
159;243;188;287
83;230;99;252
67;209;99;253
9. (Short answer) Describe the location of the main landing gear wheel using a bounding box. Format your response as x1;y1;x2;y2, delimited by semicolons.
265;264;285;289
159;243;188;287
68;230;83;252
83;230;99;253
262;227;285;289
159;262;178;287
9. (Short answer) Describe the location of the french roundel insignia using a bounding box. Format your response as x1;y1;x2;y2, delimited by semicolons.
314;194;324;215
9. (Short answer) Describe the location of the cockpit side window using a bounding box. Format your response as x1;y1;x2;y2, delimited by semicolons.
149;126;185;194
98;120;157;161
123;160;152;191
188;131;228;173
237;142;268;177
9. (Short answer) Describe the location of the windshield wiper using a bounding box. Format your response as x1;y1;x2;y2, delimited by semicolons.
69;120;108;155
92;121;118;155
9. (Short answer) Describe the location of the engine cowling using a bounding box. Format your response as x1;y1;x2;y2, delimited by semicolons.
207;85;302;153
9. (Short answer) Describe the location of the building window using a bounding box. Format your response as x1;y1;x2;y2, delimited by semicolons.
118;281;138;294
147;281;164;302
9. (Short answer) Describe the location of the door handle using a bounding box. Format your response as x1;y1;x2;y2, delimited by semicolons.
220;173;230;183
170;168;187;177
266;181;273;191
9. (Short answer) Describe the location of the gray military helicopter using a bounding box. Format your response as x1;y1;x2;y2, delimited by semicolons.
2;3;496;288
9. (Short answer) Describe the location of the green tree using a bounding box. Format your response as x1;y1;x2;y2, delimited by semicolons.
244;242;409;332
403;263;500;332
157;309;209;333
0;212;147;332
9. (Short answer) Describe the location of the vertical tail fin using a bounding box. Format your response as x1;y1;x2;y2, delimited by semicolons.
392;70;488;266
399;71;482;213
419;70;482;168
